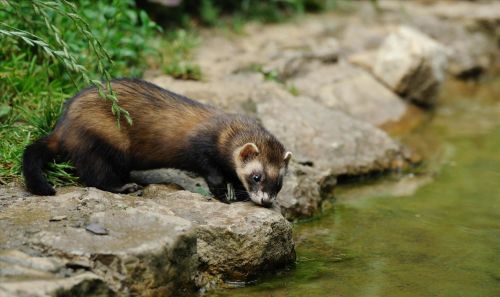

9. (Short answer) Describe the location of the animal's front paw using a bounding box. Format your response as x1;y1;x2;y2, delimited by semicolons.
234;191;250;202
117;183;144;195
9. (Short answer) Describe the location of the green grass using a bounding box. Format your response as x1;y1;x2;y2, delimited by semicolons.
160;30;202;80
0;0;160;185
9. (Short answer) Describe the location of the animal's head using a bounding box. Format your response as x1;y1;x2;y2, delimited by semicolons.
233;142;292;207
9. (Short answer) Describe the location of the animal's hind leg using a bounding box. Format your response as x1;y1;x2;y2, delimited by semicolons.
68;135;141;194
74;152;132;193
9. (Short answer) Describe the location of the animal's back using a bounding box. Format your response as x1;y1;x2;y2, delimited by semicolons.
54;79;216;168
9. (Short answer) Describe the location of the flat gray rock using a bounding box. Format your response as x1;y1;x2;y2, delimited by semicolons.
257;95;409;177
290;61;408;125
149;73;283;115
0;188;197;296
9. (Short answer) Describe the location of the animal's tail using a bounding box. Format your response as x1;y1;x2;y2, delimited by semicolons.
22;135;58;195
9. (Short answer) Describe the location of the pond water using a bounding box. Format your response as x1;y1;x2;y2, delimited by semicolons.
208;76;500;297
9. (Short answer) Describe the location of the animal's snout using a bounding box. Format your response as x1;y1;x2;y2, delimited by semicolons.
260;196;275;208
250;191;275;207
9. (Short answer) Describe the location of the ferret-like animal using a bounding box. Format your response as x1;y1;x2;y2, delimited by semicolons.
23;79;292;206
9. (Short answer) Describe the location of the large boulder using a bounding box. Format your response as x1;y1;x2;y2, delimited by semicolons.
358;1;499;79
372;26;448;106
289;62;408;125
257;95;411;177
0;186;296;295
142;190;295;286
406;10;498;79
0;187;198;296
149;73;286;115
276;162;325;221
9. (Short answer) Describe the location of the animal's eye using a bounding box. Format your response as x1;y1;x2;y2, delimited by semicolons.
252;174;262;183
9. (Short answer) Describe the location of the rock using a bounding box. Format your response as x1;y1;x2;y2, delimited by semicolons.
131;168;209;195
348;49;378;72
149;73;289;115
428;1;500;29
0;250;65;276
437;32;493;79
337;22;389;55
372;26;448;106
307;38;341;63
289;62;408;125
85;223;109;235
0;250;109;297
0;186;296;294
0;272;114;297
261;37;340;79
369;1;499;78
0;182;31;210
276;162;325;221
257;95;409;177
195;20;329;79
142;190;295;284
49;215;67;222
405;11;498;79
0;188;198;296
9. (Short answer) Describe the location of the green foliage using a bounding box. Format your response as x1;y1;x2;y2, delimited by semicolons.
148;0;338;28
0;0;160;185
287;84;300;96
200;0;220;26
161;30;202;80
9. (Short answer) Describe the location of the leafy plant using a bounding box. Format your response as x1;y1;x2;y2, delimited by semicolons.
161;29;202;80
0;0;160;185
145;0;337;28
1;0;133;124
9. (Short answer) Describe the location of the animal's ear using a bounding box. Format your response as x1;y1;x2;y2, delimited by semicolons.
284;151;292;165
238;143;260;162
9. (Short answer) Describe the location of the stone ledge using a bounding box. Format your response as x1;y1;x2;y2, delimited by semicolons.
0;186;295;296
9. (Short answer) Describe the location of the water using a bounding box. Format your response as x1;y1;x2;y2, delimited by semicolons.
208;77;500;297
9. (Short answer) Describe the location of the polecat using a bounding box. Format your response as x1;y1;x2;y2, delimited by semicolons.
22;79;292;206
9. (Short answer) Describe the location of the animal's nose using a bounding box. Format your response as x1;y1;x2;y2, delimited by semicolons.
261;196;274;208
